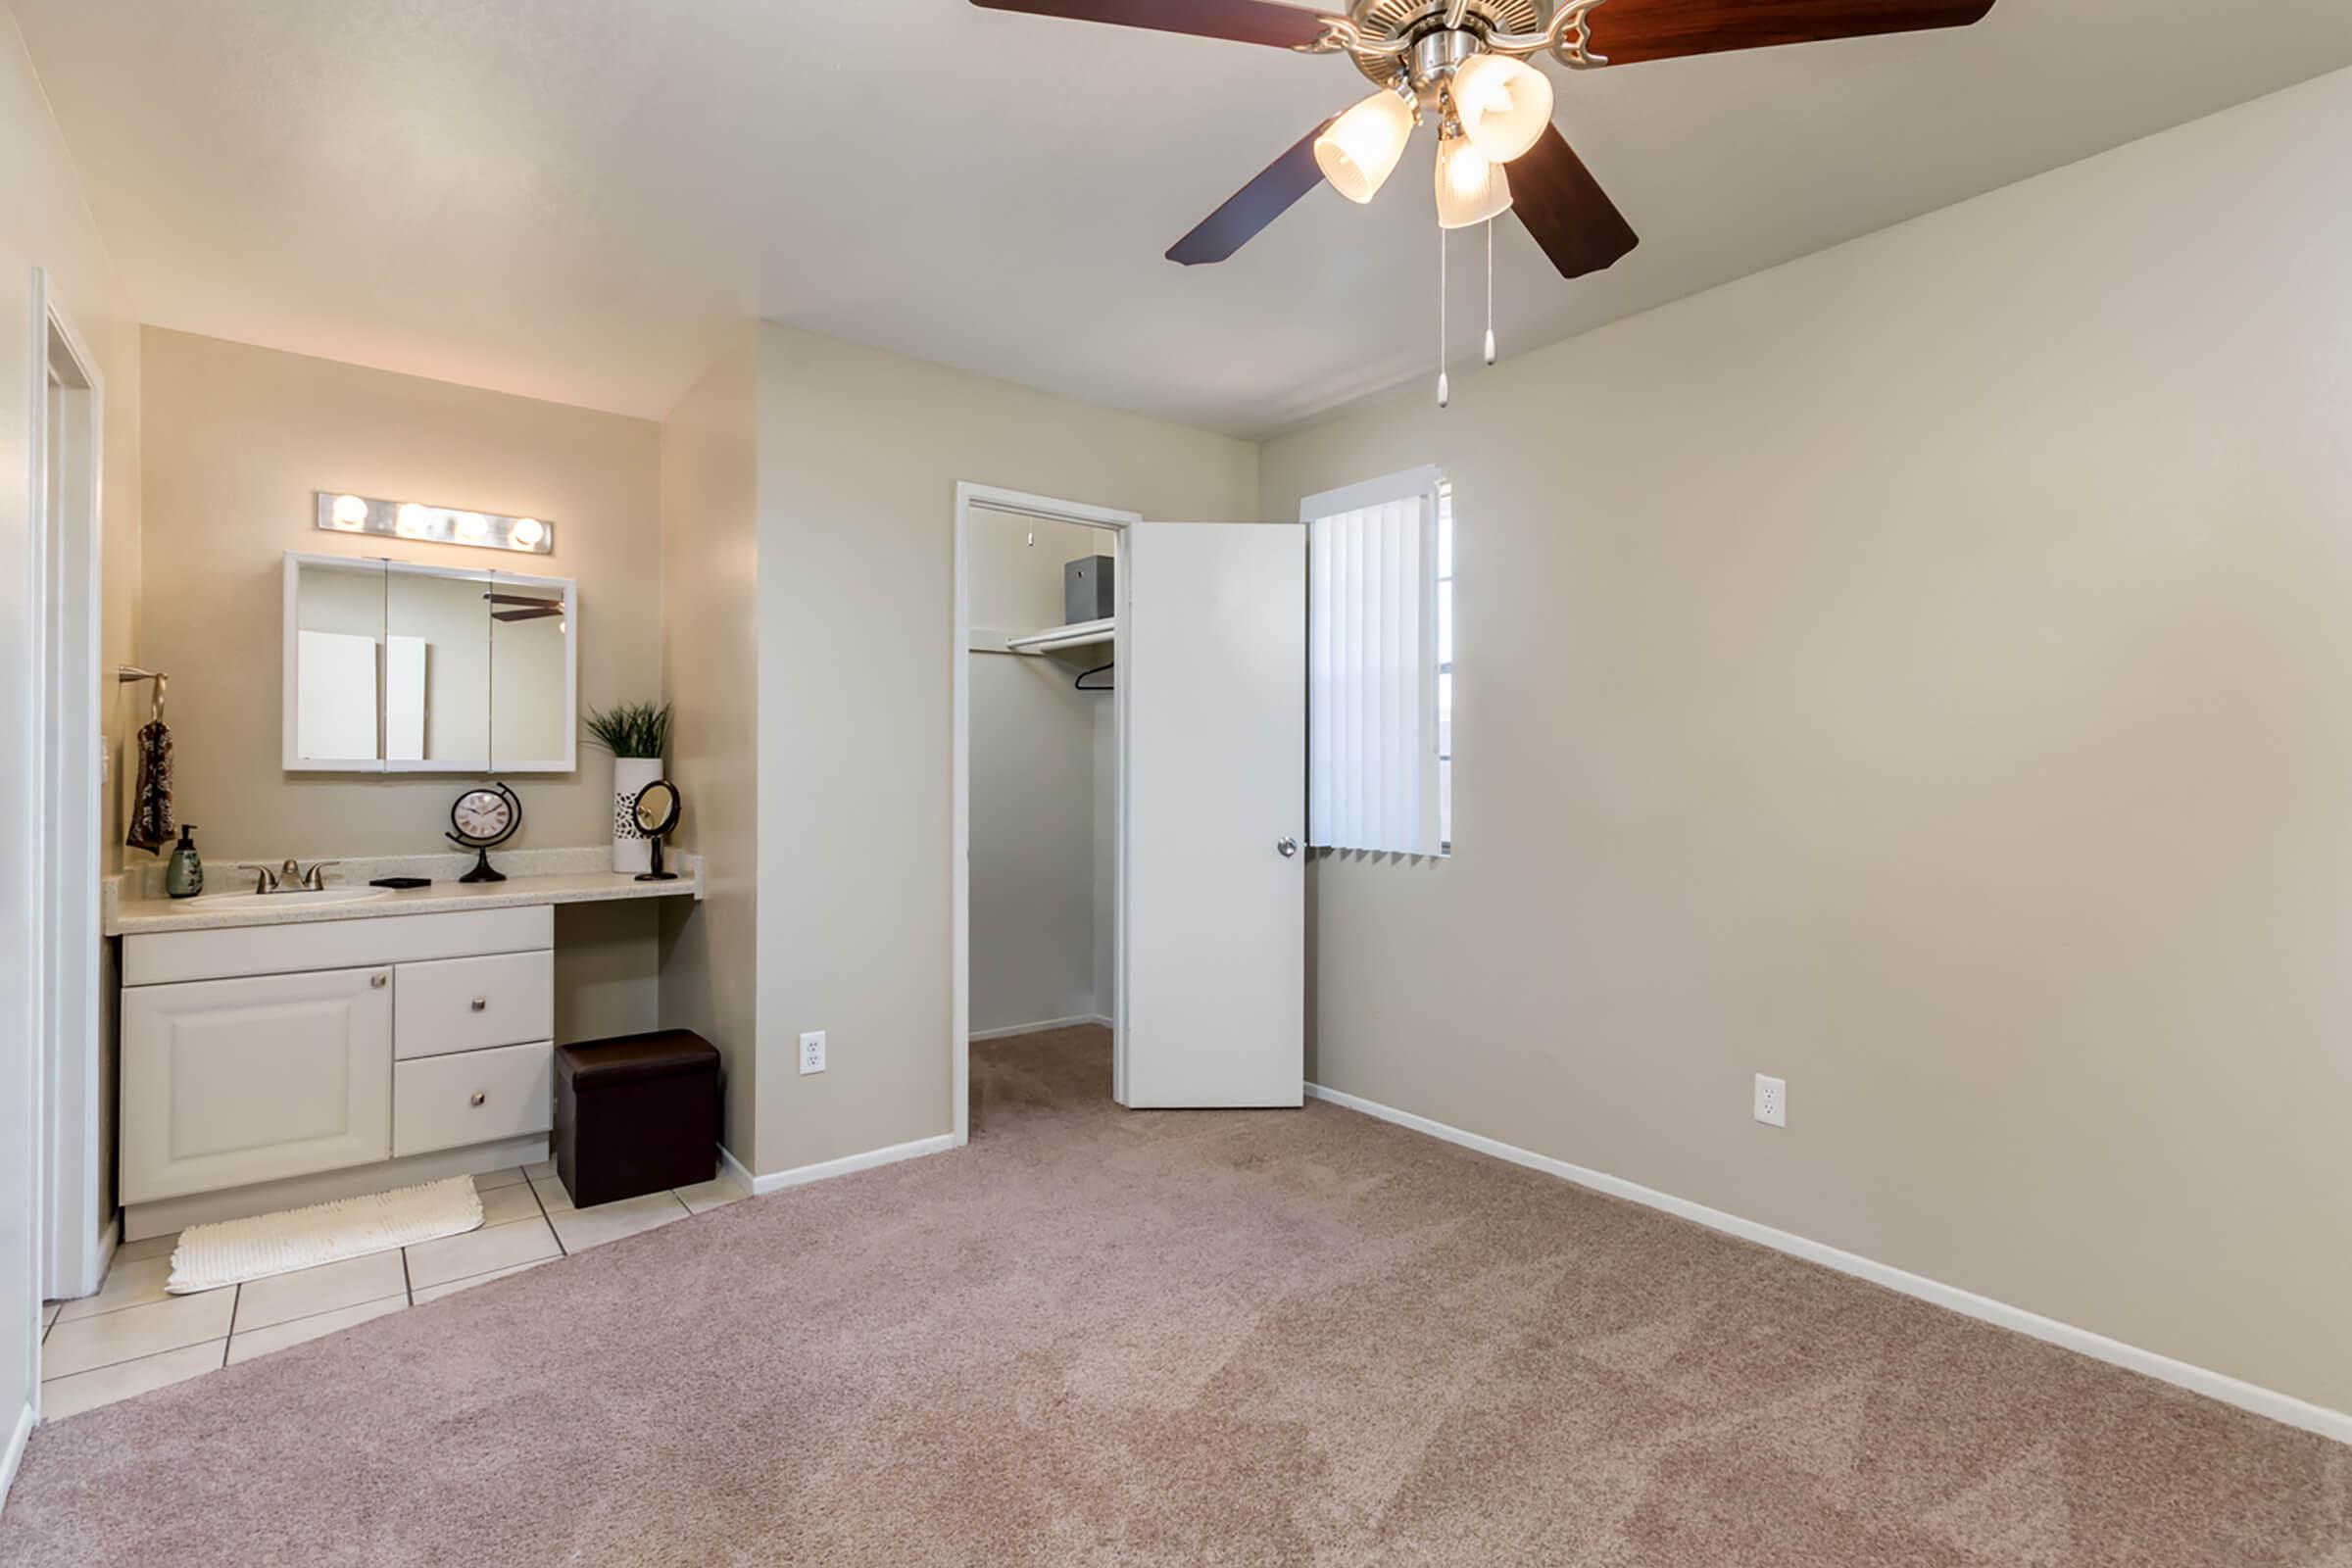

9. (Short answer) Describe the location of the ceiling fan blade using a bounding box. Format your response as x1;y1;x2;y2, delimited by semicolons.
1508;124;1639;279
1166;118;1334;266
967;0;1333;49
1587;0;1995;66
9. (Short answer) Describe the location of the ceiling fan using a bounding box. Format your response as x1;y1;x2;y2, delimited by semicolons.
968;0;1997;280
485;592;564;623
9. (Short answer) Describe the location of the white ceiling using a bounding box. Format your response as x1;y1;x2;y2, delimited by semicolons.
16;1;2352;438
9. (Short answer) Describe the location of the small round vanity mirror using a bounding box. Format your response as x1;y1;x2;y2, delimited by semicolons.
630;779;682;883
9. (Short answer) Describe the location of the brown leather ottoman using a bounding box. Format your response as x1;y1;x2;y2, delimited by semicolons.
554;1031;720;1208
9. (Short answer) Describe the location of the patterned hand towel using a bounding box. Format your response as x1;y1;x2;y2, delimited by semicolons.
126;718;174;855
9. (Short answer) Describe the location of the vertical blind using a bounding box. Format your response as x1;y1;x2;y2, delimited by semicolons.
1305;466;1443;856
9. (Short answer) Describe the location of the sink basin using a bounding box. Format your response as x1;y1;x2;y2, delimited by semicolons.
187;886;396;912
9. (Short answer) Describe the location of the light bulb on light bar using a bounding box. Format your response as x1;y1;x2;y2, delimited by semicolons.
312;492;555;554
1314;87;1415;204
1436;133;1510;229
1451;53;1553;163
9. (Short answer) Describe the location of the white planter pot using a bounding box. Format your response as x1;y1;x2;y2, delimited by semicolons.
612;757;663;874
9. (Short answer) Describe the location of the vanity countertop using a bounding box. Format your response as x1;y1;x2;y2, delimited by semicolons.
106;849;702;937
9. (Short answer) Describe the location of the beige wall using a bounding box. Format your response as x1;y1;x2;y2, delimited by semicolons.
1261;68;2352;1415
657;325;760;1163
968;510;1107;1034
138;326;662;858
754;322;1257;1173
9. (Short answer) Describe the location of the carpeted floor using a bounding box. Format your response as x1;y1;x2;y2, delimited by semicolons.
2;1025;2344;1565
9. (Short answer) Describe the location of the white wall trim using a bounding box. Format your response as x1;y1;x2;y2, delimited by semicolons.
968;1014;1109;1043
1305;1081;2352;1447
29;268;106;1304
721;1133;956;1198
1;1400;31;1508
953;483;1138;1151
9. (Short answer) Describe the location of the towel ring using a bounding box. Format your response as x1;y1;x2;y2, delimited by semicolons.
118;666;169;724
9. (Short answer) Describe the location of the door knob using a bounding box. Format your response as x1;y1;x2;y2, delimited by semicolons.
470;998;488;1012
369;973;388;989
1276;837;1298;858
470;1092;486;1106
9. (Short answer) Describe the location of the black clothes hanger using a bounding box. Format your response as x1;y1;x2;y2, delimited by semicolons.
1076;662;1114;692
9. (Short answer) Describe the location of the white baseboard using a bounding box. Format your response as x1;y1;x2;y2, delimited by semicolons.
720;1133;956;1198
1306;1082;2352;1446
1;1399;31;1513
92;1212;119;1291
969;1015;1110;1043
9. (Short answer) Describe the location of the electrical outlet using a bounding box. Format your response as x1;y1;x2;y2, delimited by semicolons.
800;1030;826;1075
1753;1074;1787;1128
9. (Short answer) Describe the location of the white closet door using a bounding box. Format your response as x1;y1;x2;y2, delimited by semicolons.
1122;522;1305;1108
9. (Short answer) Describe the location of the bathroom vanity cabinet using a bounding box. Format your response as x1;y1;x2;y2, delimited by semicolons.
119;906;559;1235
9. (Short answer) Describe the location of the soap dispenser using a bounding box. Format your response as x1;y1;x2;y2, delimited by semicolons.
166;824;204;900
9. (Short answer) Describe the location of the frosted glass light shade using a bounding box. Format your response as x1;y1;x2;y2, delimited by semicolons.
1451;53;1553;163
1435;135;1511;228
1315;89;1415;204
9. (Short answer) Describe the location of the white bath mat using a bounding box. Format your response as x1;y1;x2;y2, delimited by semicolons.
167;1176;484;1295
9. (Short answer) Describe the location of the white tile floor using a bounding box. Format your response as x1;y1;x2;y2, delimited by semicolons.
37;1162;744;1421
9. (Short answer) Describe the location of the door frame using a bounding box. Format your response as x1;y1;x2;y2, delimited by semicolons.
28;269;108;1318
952;483;1138;1146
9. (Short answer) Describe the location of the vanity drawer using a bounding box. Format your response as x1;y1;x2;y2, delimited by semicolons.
395;952;554;1059
393;1041;554;1157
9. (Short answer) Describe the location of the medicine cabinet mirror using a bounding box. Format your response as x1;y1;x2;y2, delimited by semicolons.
282;553;577;773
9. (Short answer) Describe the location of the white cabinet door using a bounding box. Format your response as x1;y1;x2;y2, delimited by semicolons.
121;966;393;1203
1122;521;1307;1108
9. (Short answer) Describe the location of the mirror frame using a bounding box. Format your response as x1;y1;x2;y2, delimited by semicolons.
280;551;578;774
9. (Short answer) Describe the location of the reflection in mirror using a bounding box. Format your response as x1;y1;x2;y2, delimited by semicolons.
491;583;569;768
285;553;575;773
631;778;681;882
385;568;491;766
293;559;386;763
633;780;680;836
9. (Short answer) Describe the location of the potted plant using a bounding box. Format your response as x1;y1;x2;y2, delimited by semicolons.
585;701;672;874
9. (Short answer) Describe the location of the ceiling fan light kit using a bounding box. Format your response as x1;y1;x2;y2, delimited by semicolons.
1435;131;1509;229
973;0;1998;403
1451;50;1553;162
1314;84;1416;202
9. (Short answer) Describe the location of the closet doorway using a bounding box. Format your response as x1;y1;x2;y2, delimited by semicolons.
954;487;1133;1140
952;485;1307;1143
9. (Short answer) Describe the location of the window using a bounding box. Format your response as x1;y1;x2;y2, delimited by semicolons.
1301;466;1448;858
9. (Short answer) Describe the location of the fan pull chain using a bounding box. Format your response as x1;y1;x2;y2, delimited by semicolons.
1484;219;1497;366
1437;224;1450;410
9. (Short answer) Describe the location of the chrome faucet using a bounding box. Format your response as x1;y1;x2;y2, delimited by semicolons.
234;859;340;894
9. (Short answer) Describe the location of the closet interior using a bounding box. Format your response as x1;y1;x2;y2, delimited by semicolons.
966;508;1120;1041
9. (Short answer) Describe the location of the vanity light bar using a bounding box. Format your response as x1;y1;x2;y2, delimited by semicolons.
314;492;554;556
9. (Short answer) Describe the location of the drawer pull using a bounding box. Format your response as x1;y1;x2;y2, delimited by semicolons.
470;1092;487;1106
469;998;488;1012
370;973;388;989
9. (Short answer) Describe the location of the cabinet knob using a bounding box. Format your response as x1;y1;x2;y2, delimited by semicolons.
469;1092;486;1106
469;998;487;1012
370;973;388;989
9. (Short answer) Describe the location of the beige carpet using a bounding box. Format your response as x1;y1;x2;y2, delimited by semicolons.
2;1025;2344;1565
